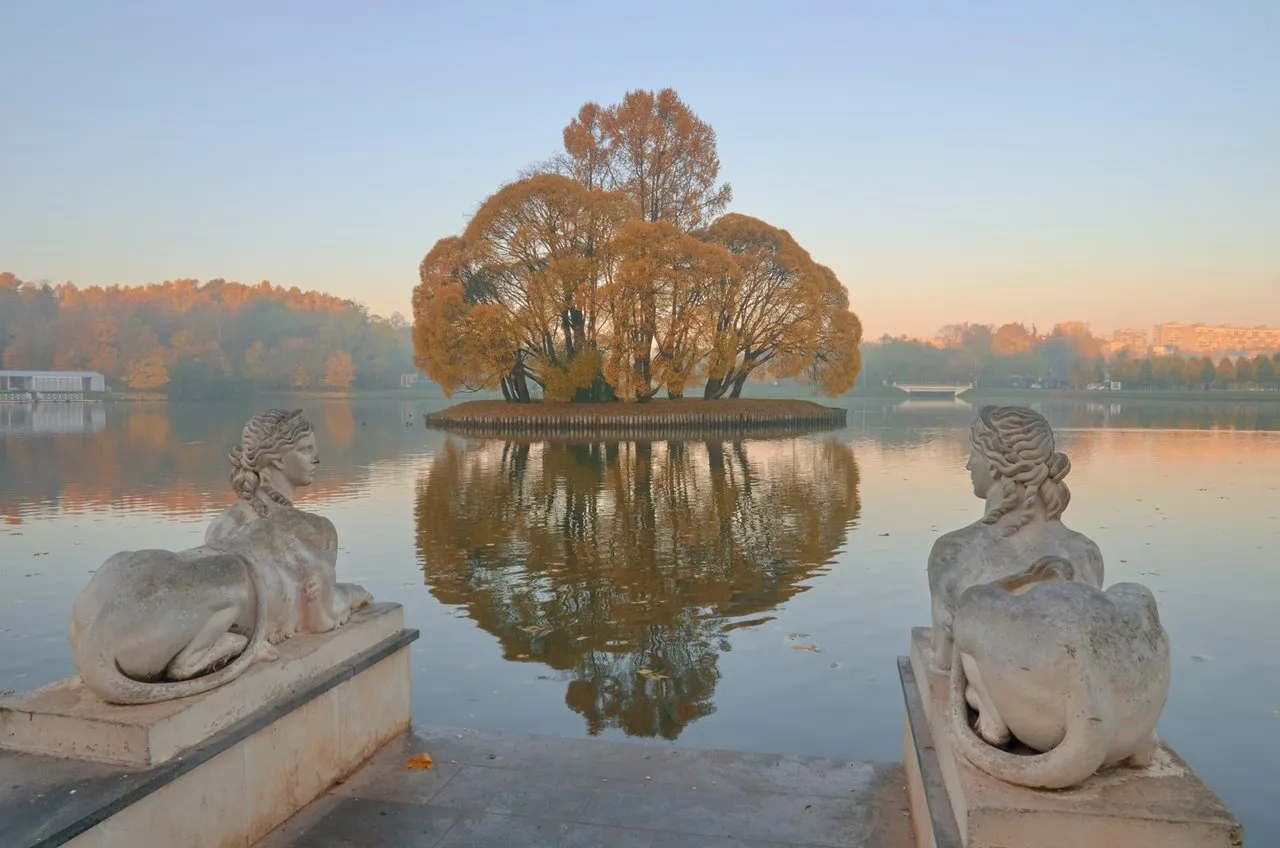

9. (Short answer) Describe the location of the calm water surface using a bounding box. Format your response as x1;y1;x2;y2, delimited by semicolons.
1;396;1277;840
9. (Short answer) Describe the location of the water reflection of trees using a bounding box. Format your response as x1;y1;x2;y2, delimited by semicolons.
0;400;418;521
413;437;861;740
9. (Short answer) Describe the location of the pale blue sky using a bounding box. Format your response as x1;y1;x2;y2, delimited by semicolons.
2;0;1277;338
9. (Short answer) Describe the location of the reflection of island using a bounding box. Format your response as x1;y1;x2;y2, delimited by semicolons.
413;436;861;740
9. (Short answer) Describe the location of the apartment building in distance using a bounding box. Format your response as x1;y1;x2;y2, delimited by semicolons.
1151;323;1280;356
1108;328;1150;355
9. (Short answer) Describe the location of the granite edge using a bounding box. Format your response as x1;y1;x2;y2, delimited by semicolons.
4;627;419;848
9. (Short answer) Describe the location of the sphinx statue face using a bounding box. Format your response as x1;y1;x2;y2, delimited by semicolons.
275;431;319;489
966;445;995;499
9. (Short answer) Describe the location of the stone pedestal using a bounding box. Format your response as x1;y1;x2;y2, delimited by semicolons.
0;602;418;848
900;627;1243;848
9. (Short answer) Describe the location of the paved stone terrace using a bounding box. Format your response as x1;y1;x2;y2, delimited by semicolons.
255;726;916;848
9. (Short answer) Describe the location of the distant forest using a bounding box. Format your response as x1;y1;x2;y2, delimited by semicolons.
0;273;414;398
861;322;1280;390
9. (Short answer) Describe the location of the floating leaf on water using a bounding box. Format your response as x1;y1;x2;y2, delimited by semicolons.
637;668;668;680
518;625;552;635
829;662;842;669
515;653;530;659
791;645;820;653
1190;654;1212;663
787;633;811;640
404;753;434;770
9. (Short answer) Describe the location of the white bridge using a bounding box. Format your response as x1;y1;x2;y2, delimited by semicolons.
892;383;974;398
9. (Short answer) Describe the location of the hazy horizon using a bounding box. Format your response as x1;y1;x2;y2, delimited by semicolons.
2;1;1277;339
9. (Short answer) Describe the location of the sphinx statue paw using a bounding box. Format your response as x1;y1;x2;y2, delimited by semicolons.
302;573;322;602
976;711;1013;747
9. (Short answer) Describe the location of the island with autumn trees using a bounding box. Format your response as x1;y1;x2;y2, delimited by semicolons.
412;88;862;431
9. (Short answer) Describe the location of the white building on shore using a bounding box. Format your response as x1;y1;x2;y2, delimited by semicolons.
0;370;106;395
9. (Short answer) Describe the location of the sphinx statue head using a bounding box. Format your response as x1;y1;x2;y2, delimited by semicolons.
229;408;318;516
967;405;1071;536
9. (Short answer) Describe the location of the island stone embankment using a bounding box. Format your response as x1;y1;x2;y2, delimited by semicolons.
424;398;847;436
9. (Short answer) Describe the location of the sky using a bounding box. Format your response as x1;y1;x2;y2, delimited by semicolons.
1;0;1278;340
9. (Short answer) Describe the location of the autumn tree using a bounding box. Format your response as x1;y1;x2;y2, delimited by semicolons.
324;351;357;389
803;265;864;396
992;323;1034;356
696;214;825;398
1214;356;1236;387
123;349;171;390
1255;355;1276;388
1235;356;1254;387
555;88;732;231
1197;357;1216;389
600;220;736;401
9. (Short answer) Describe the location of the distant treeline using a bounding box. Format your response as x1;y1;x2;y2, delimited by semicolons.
0;273;414;398
861;322;1280;390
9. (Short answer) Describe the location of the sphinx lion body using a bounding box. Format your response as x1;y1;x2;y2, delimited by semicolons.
948;567;1170;789
69;506;371;705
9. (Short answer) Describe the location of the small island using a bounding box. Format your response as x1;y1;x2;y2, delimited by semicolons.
425;398;846;436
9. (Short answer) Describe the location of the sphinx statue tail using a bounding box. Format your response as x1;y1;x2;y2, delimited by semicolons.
991;555;1076;594
77;560;273;706
948;652;1111;790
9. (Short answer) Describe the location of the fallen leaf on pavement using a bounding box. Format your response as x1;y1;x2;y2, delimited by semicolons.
405;753;434;770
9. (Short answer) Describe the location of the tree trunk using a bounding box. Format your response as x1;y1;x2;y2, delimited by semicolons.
729;372;749;398
513;358;532;402
703;375;724;399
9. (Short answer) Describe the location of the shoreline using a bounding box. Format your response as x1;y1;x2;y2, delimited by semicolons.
423;398;847;435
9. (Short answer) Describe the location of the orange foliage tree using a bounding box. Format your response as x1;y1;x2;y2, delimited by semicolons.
412;89;863;403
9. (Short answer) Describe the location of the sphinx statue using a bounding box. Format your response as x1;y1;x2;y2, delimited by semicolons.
947;556;1170;789
927;405;1104;671
68;409;373;705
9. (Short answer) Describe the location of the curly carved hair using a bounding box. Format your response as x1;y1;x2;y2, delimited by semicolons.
969;405;1071;536
228;408;314;517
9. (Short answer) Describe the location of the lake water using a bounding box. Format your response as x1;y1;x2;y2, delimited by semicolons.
1;395;1277;841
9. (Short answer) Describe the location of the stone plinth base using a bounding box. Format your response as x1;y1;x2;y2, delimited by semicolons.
0;603;418;848
901;627;1243;848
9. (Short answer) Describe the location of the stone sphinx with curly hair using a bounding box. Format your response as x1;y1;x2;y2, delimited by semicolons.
926;405;1104;672
68;409;373;705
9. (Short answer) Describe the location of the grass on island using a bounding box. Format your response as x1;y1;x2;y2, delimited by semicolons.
427;397;841;421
